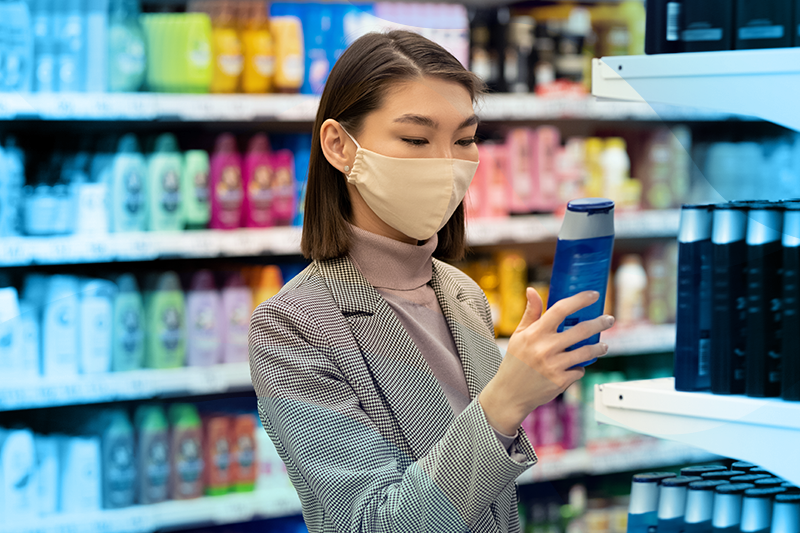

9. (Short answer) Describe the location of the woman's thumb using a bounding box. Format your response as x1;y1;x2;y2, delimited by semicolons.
516;287;543;332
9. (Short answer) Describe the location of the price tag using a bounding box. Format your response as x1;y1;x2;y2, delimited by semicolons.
213;496;253;524
0;237;32;266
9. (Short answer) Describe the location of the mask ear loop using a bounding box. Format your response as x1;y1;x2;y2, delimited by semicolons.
340;124;360;178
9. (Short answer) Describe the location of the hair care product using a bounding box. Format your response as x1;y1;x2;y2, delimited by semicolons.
108;0;146;92
34;435;60;516
32;0;56;92
547;198;615;363
682;0;733;51
210;1;243;93
221;272;252;363
59;435;102;513
203;415;231;495
144;271;186;369
268;150;296;226
186;270;222;367
79;279;117;374
782;202;800;401
168;403;204;500
712;483;756;533
627;472;678;533
42;275;80;377
242;134;273;228
147;134;184;231
85;0;109;92
135;405;170;504
231;414;256;492
112;274;145;372
210;133;244;229
615;254;648;326
741;488;786;533
110;134;148;232
683;480;728;533
772;493;800;533
240;0;274;93
675;204;713;391
657;476;703;533
182;150;211;229
98;410;136;509
270;15;304;93
735;0;793;49
56;0;87;92
0;429;37;523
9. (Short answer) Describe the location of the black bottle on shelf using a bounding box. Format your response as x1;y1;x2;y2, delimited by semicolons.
684;480;729;533
469;8;501;91
735;0;793;50
711;483;756;533
645;0;684;54
782;201;800;401
675;204;714;392
682;0;735;52
740;487;787;533
711;203;749;395
772;493;800;533
745;203;784;398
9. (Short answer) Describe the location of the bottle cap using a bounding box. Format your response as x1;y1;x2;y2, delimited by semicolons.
701;471;740;481
678;204;713;243
731;462;756;472
215;133;238;154
559;198;615;240
190;270;217;291
247;134;271;154
753;478;784;488
681;465;727;476
717;483;757;494
731;474;773;483
712;206;747;245
154;133;180;153
689;480;729;491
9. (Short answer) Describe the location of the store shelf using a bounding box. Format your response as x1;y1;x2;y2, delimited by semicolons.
594;378;800;486
0;210;678;267
496;323;676;358
591;48;800;132
0;489;302;533
0;92;743;123
0;362;253;412
518;435;719;484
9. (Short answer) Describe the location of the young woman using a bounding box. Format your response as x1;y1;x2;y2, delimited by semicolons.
249;30;614;533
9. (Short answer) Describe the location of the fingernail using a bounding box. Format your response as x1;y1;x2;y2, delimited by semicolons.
591;291;600;298
605;315;615;326
600;343;609;354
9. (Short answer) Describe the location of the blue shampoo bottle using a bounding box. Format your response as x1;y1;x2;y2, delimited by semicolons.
547;198;615;364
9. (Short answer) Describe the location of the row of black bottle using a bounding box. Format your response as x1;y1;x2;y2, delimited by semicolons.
646;0;799;54
674;200;800;400
627;462;800;533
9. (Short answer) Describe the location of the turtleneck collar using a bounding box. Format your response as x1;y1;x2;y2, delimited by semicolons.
347;223;437;291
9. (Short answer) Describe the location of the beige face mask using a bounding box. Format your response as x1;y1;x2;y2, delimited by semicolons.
341;126;479;241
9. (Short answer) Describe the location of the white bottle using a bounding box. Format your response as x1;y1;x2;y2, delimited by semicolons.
0;288;21;380
600;137;631;203
32;0;57;93
58;435;102;513
615;254;648;326
34;434;60;516
0;428;38;525
1;137;26;237
85;0;109;92
42;275;80;377
79;279;117;374
17;301;42;378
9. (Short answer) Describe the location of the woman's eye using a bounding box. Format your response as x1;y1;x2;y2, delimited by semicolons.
401;138;428;146
456;137;478;147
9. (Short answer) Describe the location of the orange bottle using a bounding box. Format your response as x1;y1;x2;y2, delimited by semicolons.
250;265;284;311
240;1;274;93
202;414;231;496
230;414;257;492
210;1;243;93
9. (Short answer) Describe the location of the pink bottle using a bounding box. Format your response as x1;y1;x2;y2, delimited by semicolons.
210;134;244;230
268;150;296;226
221;272;253;363
242;134;273;228
185;270;222;367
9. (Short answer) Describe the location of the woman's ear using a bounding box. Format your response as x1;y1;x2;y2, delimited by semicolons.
320;119;355;175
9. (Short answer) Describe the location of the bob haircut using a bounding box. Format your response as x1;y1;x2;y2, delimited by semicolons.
301;30;486;262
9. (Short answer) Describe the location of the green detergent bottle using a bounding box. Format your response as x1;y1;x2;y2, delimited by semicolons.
144;271;186;369
182;150;211;229
147;134;183;232
112;273;145;372
168;403;204;500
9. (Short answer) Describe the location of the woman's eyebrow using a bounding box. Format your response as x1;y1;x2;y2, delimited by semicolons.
392;113;480;130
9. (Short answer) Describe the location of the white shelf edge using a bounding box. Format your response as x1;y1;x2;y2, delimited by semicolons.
591;49;800;132
0;92;748;123
0;362;253;412
0;489;302;533
517;436;720;484
0;210;679;266
595;378;800;487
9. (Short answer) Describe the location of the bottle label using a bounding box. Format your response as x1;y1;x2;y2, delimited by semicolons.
120;40;146;76
281;55;304;84
683;28;723;42
216;165;243;225
144;436;169;502
106;436;136;507
666;3;681;41
120;307;144;362
176;435;204;496
124;168;145;215
254;55;275;76
161;170;181;213
738;25;784;40
218;54;244;76
190;41;212;68
160;306;182;351
248;165;273;224
193;171;210;204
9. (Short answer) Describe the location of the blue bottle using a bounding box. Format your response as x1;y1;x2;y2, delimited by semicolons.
781;201;800;401
301;3;332;95
547;198;615;363
740;488;785;533
32;0;57;93
682;480;728;533
712;483;756;533
772;493;800;533
744;203;784;398
657;476;704;533
675;204;713;391
627;472;678;533
711;202;749;394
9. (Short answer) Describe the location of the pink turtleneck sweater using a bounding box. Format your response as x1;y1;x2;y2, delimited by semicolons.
347;224;526;460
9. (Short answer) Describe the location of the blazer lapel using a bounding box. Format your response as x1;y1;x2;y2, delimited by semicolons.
316;256;455;461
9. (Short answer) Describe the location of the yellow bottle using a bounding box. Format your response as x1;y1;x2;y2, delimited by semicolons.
584;137;604;198
240;1;274;93
210;1;243;93
249;265;284;311
476;260;501;336
496;251;528;338
270;15;304;93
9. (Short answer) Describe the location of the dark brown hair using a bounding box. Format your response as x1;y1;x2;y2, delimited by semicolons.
301;30;486;261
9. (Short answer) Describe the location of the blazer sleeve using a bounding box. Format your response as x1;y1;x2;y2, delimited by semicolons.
249;297;537;533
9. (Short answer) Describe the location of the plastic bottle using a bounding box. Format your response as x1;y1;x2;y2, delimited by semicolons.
783;201;800;401
210;1;243;93
3;1;34;92
107;0;146;92
645;0;683;54
168;403;204;500
210;133;244;229
674;204;713;392
0;429;37;523
249;265;283;310
144;271;186;369
772;494;800;533
242;134;273;227
134;405;170;504
657;476;704;533
496;251;528;337
32;0;56;92
109;134;148;232
600;138;630;204
56;0;87;92
682;0;734;52
230;413;256;492
712;483;755;533
745;203;784;398
302;3;332;95
0;137;26;237
240;0;274;93
33;435;60;516
269;150;296;226
186;270;222;367
682;480;729;533
79;279;117;374
147;134;183;231
17;301;41;378
741;488;786;533
547;198;615;362
85;0;109;92
182;150;211;229
221;272;252;363
614;254;647;326
112;274;145;372
270;15;304;93
97;410;136;509
735;0;792;50
42;275;80;377
59;435;103;513
203;414;231;495
0;288;21;378
627;473;678;533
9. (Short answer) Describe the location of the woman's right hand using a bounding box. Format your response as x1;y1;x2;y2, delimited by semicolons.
478;288;615;436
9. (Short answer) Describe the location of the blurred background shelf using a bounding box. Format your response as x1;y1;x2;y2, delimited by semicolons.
0;489;302;533
0;209;679;267
594;378;800;486
0;93;748;123
591;48;800;132
517;435;719;484
0;362;253;411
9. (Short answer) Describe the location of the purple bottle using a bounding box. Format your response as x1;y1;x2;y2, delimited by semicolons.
185;270;222;367
221;272;253;363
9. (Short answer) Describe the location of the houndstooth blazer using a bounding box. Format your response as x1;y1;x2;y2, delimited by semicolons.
249;254;538;533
